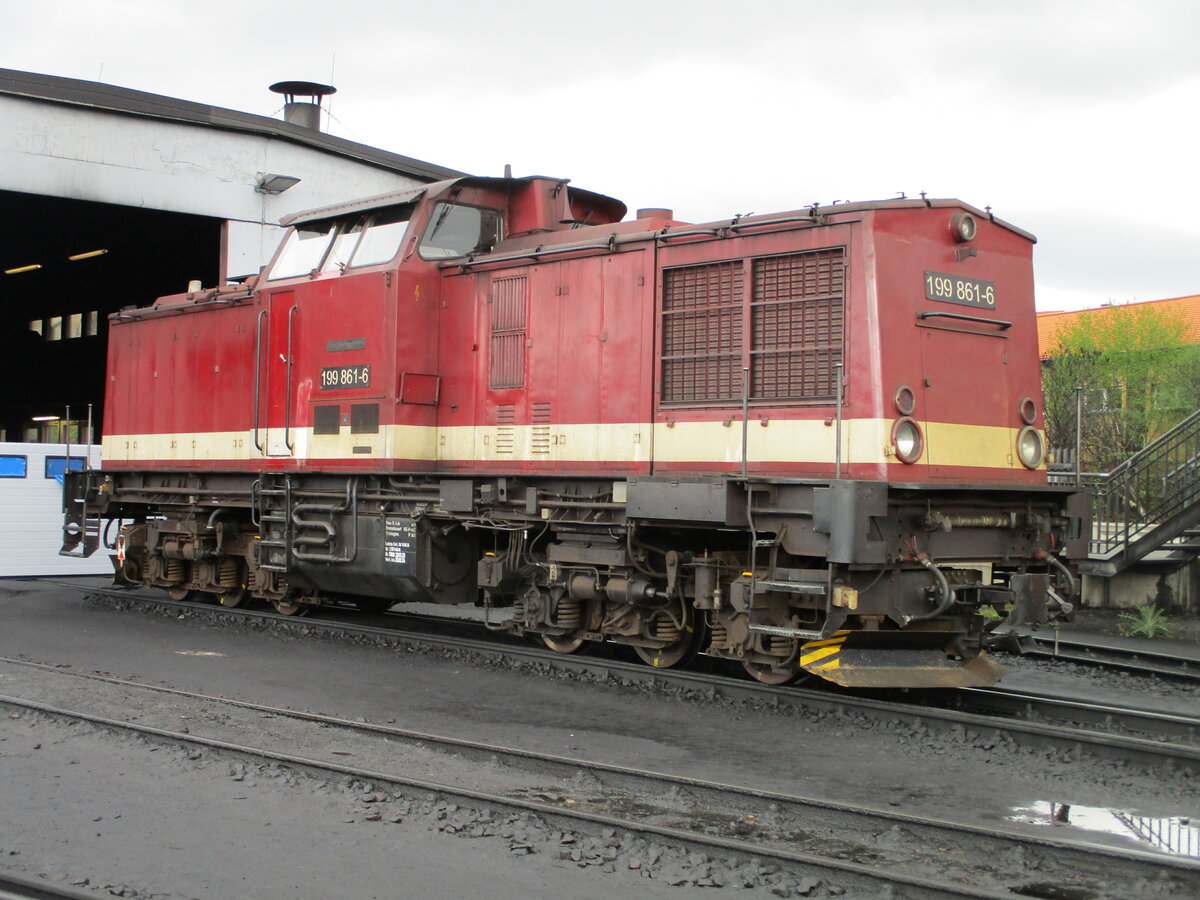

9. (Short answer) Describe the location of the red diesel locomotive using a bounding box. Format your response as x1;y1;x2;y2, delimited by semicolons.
63;174;1088;688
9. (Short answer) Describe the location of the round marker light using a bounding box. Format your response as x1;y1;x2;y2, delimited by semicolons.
950;212;977;243
892;417;923;464
1016;426;1045;469
894;385;916;416
1019;396;1037;425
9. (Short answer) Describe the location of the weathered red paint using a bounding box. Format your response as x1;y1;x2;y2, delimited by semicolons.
101;176;1046;487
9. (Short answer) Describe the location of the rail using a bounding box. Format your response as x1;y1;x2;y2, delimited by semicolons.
1005;631;1200;683
40;584;1200;774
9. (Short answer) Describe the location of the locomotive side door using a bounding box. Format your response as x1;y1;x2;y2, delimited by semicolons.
475;273;531;466
257;290;298;457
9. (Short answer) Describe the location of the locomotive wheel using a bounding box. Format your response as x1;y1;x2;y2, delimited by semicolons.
742;659;799;685
216;587;247;608
542;633;590;654
166;586;195;601
270;597;311;616
354;597;394;614
634;607;705;669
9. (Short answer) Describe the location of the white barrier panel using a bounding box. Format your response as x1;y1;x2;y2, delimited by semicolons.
0;442;115;577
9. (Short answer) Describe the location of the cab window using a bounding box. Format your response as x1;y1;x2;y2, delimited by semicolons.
321;217;366;273
418;203;502;260
353;206;413;266
269;204;415;280
271;221;335;280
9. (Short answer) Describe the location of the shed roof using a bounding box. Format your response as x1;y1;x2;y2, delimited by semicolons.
1037;293;1200;358
0;68;464;183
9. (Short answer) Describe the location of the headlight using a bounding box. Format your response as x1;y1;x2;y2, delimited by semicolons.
892;417;923;464
1016;426;1044;469
950;212;977;243
1019;396;1037;425
894;385;916;416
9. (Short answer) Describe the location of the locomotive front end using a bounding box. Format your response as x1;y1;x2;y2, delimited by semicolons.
674;201;1089;687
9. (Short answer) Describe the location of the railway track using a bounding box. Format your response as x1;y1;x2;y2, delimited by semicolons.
2;656;1197;899
924;686;1200;746
1008;632;1200;684
56;582;1199;770
0;871;97;900
46;577;1200;689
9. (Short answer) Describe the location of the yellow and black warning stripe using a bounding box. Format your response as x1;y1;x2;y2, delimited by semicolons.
799;629;851;673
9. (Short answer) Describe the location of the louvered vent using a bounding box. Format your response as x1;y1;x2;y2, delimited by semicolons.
490;275;527;389
660;249;844;404
531;401;552;455
751;249;844;401
496;404;515;455
661;261;744;402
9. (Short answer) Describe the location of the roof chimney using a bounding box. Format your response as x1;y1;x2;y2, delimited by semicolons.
269;80;337;132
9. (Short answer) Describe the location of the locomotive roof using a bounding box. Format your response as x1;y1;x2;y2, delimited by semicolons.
812;198;1036;243
277;176;1035;247
715;198;1036;244
451;196;1038;269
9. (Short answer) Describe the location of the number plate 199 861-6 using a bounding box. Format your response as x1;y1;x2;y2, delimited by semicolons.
924;271;996;309
320;364;371;389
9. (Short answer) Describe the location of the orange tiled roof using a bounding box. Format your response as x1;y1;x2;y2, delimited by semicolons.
1037;293;1200;358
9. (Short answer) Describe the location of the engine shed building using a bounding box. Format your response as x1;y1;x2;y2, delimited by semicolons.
0;67;462;444
0;68;462;574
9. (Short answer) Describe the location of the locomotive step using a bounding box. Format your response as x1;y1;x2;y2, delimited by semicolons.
754;580;826;596
748;623;825;640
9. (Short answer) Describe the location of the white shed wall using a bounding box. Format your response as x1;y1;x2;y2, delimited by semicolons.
0;95;428;280
0;443;114;577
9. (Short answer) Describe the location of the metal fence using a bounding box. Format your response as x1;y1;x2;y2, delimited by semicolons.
1051;409;1200;561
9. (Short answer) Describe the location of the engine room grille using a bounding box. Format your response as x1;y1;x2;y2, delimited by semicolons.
489;275;527;389
661;261;744;402
660;249;844;404
751;249;844;401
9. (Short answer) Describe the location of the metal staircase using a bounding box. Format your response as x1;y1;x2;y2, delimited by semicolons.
1076;409;1200;577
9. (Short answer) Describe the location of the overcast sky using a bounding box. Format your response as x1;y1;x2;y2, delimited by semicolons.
4;0;1198;311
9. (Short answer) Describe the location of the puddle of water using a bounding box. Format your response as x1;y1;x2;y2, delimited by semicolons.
1008;800;1198;858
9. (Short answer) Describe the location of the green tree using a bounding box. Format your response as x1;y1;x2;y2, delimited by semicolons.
1043;303;1200;473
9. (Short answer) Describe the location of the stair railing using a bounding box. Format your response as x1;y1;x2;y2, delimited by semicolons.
1089;408;1200;561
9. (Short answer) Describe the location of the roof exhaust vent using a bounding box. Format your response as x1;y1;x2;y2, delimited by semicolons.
269;81;337;132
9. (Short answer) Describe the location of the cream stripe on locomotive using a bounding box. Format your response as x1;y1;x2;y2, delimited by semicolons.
102;419;1042;470
651;419;1030;469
